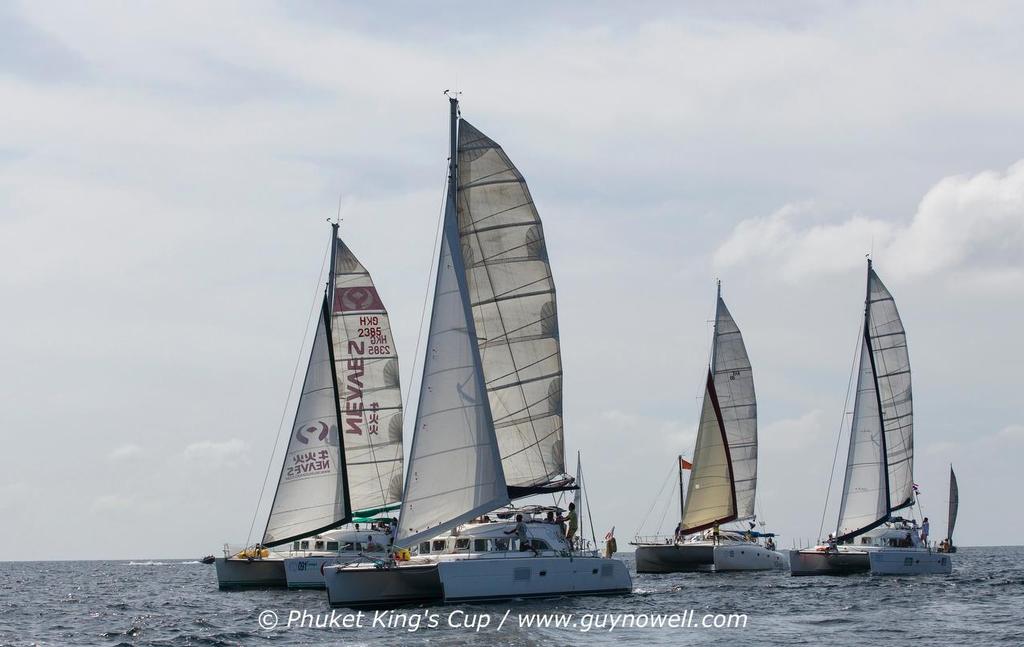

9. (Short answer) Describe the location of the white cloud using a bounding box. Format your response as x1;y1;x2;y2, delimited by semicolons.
91;494;135;512
997;424;1024;441
714;161;1024;284
183;438;249;469
108;444;143;461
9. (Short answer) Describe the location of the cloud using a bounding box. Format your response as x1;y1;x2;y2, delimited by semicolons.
91;494;135;512
997;424;1024;441
714;160;1024;283
108;444;143;461
183;438;249;469
760;410;828;451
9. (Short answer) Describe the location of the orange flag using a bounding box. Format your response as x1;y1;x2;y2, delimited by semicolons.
679;457;693;470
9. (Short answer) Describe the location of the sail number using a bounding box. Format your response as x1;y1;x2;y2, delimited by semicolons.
357;316;390;355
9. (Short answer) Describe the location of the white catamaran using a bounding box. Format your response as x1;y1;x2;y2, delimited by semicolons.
215;226;405;589
789;260;951;576
633;285;784;573
323;97;632;608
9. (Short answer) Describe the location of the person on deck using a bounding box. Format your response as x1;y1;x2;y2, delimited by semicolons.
365;535;383;552
674;522;684;543
921;517;930;546
712;522;721;546
566;503;579;550
504;514;538;555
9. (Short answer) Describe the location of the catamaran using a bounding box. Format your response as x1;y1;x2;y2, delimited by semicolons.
323;96;632;608
215;226;405;589
633;284;784;573
789;260;951;576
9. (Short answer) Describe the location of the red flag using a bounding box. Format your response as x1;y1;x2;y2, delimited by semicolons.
679;457;693;470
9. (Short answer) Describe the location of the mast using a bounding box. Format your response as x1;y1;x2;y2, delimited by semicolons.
677;454;685;523
711;280;721;374
864;259;893;519
328;222;339;307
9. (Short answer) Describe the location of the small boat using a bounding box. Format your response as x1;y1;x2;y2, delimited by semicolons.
790;260;951;576
633;285;784;573
216;226;405;589
937;466;958;553
324;96;632;607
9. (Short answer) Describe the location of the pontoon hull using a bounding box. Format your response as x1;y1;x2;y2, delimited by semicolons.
634;543;715;573
713;544;786;571
868;550;952;575
214;557;286;588
438;556;632;603
787;549;869;576
325;563;444;609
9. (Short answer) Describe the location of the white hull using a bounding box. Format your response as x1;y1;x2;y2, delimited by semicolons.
713;544;785;571
788;548;871;576
214;557;286;589
284;553;388;589
869;550;952;575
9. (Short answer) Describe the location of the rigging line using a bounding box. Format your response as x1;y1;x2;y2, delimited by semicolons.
635;462;677;536
654;467;679;536
817;318;866;543
246;233;332;548
579;457;597;550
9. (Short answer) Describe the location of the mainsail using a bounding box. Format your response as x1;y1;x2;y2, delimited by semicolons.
835;260;914;541
947;466;959;542
456;119;566;494
712;292;757;519
263;295;350;547
396;99;510;548
680;373;737;533
331;234;404;513
865;267;914;512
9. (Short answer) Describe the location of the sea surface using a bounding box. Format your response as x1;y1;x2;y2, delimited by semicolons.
2;547;1022;646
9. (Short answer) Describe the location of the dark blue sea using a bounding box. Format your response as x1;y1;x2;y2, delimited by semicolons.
2;547;1022;646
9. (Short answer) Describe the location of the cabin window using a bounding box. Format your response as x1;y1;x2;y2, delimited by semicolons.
292;541;300;551
473;539;489;552
454;538;470;551
300;540;309;550
432;540;446;552
354;543;363;551
494;538;510;551
861;538;870;545
420;542;431;554
326;541;339;551
314;540;324;550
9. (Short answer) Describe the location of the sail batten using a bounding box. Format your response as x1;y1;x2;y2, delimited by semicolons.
331;237;405;513
456;118;566;491
262;295;351;547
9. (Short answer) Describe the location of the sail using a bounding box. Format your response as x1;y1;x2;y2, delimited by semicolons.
396;109;510;547
456;119;565;493
866;267;914;512
331;237;404;513
680;372;737;533
947;466;959;542
836;338;888;540
712;296;757;520
263;296;350;547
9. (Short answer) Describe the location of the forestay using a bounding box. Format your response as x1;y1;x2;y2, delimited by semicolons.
331;238;404;513
681;373;737;533
712;297;757;520
263;297;350;547
456;119;565;491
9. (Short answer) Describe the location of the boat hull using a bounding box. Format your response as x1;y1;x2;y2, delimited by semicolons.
284;557;334;589
214;557;286;589
713;544;786;571
634;543;714;573
788;549;870;576
326;563;444;609
437;556;632;603
869;550;952;575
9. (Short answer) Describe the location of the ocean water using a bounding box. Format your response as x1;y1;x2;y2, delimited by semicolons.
2;547;1022;646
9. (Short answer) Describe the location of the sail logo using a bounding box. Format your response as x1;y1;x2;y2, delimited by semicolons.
286;449;332;478
296;420;330;445
334;286;384;313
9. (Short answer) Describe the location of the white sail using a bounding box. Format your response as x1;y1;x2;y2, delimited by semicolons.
456;119;565;491
331;237;404;513
712;296;757;520
396;114;510;546
263;297;349;546
947;466;958;542
681;373;736;533
866;268;914;512
836;338;888;538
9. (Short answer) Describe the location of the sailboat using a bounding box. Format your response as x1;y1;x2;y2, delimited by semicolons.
789;260;951;576
215;225;404;589
938;466;958;553
323;97;632;608
633;284;784;573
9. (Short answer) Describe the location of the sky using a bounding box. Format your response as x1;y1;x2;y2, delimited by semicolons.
2;1;1023;560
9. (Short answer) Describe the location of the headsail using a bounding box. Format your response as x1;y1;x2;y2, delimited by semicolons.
712;293;757;520
396;100;509;548
947;466;959;542
331;235;404;514
836;338;888;539
865;267;914;512
680;372;737;533
263;295;350;547
456;119;566;494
